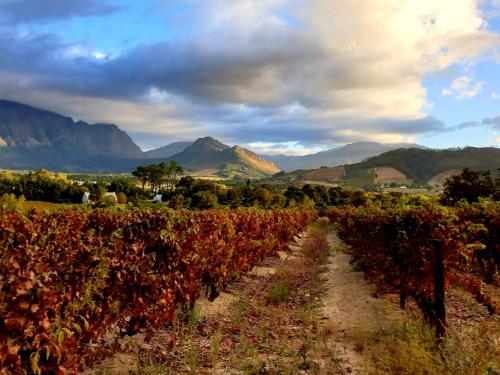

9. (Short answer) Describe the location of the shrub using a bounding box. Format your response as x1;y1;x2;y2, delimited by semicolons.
191;191;218;210
0;193;25;211
93;195;117;208
117;192;128;204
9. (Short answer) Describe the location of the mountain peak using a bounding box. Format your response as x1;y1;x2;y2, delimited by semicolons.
191;136;230;151
166;137;279;178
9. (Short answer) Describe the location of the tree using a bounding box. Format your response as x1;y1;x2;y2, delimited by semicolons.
285;186;306;205
169;194;186;209
132;166;149;193
253;187;273;208
227;188;242;208
132;162;184;194
164;161;183;193
117;192;128;204
191;191;218;210
441;168;495;205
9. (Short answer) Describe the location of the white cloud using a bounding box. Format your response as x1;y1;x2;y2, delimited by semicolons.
491;92;500;99
442;76;484;99
334;129;417;145
135;0;500;144
61;44;108;60
246;141;324;156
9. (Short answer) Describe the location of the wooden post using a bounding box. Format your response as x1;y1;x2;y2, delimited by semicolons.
432;239;446;341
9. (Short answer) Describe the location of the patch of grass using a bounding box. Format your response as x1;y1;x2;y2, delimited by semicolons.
230;300;251;326
130;356;169;375
95;367;113;375
265;271;292;304
309;218;330;234
209;329;223;357
301;232;331;264
365;317;500;375
177;304;202;331
22;200;76;212
349;261;362;272
186;306;201;330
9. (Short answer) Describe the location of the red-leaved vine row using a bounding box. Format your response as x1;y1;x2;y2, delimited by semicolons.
328;202;499;321
0;208;317;374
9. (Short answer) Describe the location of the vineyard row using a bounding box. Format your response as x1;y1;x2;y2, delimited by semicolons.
0;208;317;374
328;202;499;336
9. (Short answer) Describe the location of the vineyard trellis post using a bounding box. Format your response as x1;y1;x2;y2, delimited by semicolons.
432;239;446;341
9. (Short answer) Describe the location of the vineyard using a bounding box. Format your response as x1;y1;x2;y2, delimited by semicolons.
0;208;317;374
328;200;499;336
1;196;499;374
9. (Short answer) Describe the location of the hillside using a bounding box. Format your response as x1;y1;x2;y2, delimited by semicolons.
167;137;280;178
264;166;346;186
343;147;500;185
263;141;423;171
0;100;146;171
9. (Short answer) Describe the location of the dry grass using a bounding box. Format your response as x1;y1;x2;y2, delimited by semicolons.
363;314;499;375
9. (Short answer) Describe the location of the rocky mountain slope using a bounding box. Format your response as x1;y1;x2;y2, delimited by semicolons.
167;137;280;178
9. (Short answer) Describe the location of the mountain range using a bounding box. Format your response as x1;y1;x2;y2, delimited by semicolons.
1;100;498;180
0;100;278;176
263;141;423;171
267;147;500;188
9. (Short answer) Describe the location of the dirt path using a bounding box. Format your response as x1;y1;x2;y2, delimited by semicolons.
319;232;405;374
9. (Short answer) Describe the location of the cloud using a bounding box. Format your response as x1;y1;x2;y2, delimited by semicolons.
246;142;323;156
442;76;484;99
482;116;500;130
0;0;120;24
0;0;499;151
491;92;500;99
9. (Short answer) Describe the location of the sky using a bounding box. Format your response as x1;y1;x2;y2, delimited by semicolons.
0;0;499;155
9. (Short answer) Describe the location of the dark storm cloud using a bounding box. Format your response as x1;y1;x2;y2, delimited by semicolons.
86;33;322;106
0;28;320;106
0;0;120;24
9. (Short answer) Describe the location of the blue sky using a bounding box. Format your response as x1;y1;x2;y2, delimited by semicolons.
0;0;499;154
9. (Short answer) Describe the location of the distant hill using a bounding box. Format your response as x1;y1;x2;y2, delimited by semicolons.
343;147;500;185
144;141;193;158
0;100;146;171
167;137;280;178
264;147;500;188
263;141;423;171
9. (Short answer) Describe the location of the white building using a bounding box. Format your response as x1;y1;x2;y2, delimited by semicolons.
82;192;90;203
151;194;162;202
